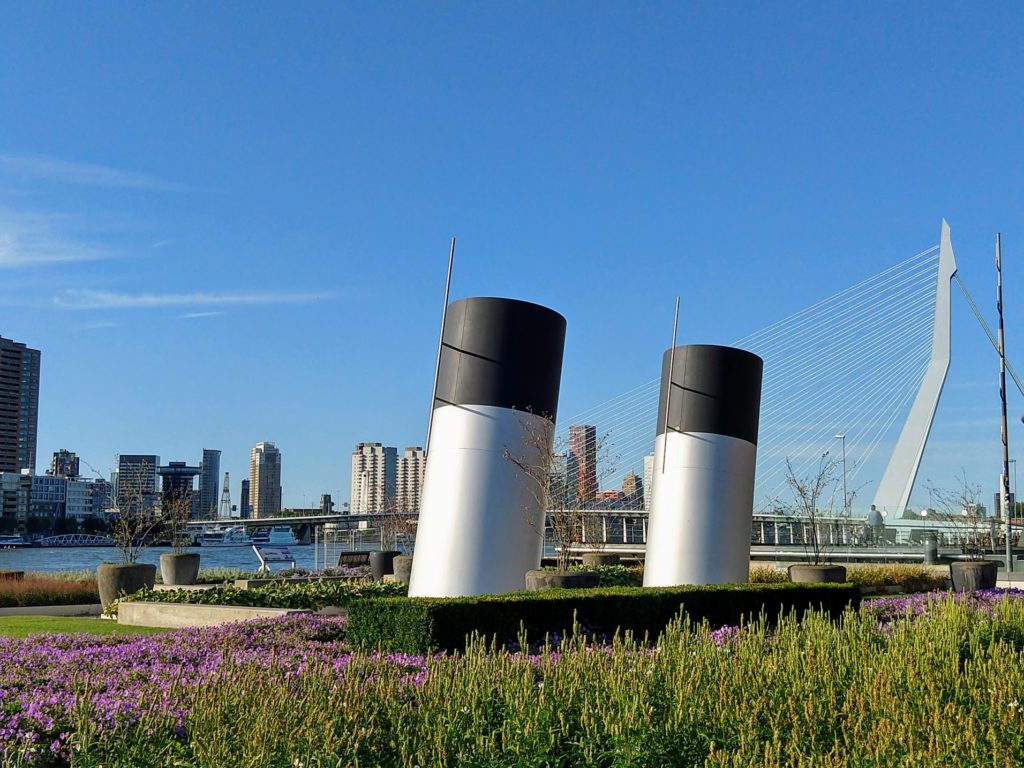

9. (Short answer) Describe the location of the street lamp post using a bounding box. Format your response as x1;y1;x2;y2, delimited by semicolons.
834;434;848;517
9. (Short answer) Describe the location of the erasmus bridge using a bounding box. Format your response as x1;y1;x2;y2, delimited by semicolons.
557;220;1020;524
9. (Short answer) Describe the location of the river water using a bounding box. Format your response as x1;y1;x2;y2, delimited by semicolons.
0;544;321;574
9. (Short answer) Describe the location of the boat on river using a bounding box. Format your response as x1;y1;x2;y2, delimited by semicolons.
200;525;251;546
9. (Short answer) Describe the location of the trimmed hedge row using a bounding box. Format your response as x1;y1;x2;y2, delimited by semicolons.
348;583;860;653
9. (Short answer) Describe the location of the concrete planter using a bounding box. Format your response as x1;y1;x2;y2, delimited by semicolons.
525;570;600;591
392;555;413;585
787;564;847;584
118;600;311;629
950;560;998;592
97;563;157;610
159;553;201;586
369;551;400;581
581;553;620;567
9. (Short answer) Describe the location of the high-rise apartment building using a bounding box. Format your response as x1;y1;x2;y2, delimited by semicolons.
250;442;282;518
643;453;654;511
197;449;221;519
568;425;598;504
239;478;251;518
49;449;80;478
116;454;160;514
350;443;397;513
396;446;426;512
0;337;41;474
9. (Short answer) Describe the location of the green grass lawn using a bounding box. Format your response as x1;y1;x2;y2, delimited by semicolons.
0;616;168;638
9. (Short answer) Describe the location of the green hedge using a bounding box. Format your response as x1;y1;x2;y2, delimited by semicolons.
348;583;860;654
123;579;406;611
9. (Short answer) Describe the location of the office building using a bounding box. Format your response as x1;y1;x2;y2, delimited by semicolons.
65;479;94;520
197;449;221;519
116;454;160;514
29;474;65;518
239;478;251;519
320;493;334;514
568;425;598;504
0;471;31;529
350;442;396;513
643;453;654;511
158;461;200;508
396;446;426;512
250;442;282;518
90;477;113;516
994;491;1016;519
49;449;80;478
621;471;643;509
0;336;41;473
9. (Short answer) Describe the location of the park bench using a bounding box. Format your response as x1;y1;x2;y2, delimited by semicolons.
252;545;296;574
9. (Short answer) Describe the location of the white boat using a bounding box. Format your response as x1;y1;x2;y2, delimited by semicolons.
251;525;297;546
200;525;252;546
0;534;28;548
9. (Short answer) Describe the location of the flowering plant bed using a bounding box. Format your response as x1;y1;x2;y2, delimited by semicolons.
5;593;1024;765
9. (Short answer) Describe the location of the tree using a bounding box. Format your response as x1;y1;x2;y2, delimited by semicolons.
782;455;841;565
504;411;617;573
108;458;162;564
160;486;195;555
925;470;990;560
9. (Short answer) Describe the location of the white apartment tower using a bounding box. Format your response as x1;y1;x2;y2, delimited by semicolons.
249;442;282;519
350;442;396;513
396;446;426;513
643;453;655;512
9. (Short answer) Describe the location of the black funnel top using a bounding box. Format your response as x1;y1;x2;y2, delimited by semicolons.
433;297;566;420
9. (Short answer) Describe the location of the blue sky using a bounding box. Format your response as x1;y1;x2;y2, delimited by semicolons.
0;3;1021;510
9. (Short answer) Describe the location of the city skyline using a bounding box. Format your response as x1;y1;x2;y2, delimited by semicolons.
1;5;1021;509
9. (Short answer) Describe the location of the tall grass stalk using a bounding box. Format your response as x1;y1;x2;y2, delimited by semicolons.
50;596;1024;766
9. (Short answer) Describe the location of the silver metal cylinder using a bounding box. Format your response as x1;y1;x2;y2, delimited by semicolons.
643;344;763;586
408;297;566;597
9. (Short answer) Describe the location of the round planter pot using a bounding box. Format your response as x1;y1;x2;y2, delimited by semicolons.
525;569;601;591
392;555;413;585
787;564;847;584
581;553;620;568
159;553;201;586
96;563;157;610
950;560;998;592
369;550;400;581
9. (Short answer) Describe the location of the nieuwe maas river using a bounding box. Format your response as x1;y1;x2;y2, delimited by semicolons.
0;544;322;574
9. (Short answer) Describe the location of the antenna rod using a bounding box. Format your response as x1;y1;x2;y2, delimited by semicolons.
426;237;456;454
998;233;1013;572
662;296;681;473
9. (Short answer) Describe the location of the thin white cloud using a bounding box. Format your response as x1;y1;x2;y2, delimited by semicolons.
0;212;110;268
81;320;122;330
55;289;333;310
177;311;227;320
0;153;183;192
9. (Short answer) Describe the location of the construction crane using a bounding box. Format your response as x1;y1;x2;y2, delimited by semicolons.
218;472;232;519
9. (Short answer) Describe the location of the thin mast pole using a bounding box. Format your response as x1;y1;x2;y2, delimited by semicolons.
997;233;1013;572
426;237;456;454
662;296;681;473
